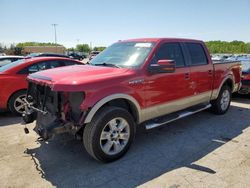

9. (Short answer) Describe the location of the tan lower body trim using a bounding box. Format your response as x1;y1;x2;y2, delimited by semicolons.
140;91;212;123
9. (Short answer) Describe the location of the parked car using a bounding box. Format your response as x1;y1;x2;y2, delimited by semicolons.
0;56;24;67
26;53;69;58
89;51;100;60
68;53;86;60
239;60;250;94
0;57;83;114
23;38;241;162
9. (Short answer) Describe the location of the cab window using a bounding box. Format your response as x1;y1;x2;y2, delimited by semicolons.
152;42;185;67
185;43;208;65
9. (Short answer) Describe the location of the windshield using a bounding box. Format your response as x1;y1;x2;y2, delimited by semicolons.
0;59;26;72
241;60;250;73
90;42;155;67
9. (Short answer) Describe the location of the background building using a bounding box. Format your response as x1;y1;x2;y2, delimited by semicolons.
23;46;66;54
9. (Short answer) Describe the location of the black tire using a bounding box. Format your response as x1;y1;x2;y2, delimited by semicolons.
8;90;27;115
83;106;136;163
211;85;231;115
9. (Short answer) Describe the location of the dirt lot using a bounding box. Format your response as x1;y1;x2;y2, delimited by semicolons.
0;97;250;188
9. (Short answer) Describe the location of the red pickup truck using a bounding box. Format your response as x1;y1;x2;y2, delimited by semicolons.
23;38;241;162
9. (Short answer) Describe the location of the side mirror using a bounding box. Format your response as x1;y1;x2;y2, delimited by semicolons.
149;59;176;74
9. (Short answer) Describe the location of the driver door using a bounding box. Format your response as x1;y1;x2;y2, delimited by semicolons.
143;42;193;119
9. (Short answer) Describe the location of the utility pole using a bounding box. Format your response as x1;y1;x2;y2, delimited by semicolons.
90;42;92;51
51;24;58;44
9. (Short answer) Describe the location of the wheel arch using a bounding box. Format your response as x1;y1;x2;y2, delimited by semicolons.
84;94;141;124
211;75;234;100
223;78;233;91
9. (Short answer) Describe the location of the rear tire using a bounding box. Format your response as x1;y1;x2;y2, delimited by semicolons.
8;90;27;115
211;85;231;115
83;106;136;163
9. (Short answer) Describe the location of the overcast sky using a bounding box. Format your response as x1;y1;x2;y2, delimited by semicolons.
1;0;250;48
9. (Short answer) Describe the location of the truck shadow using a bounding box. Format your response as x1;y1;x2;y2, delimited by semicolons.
24;103;250;187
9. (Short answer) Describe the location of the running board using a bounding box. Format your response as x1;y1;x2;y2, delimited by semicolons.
145;104;211;130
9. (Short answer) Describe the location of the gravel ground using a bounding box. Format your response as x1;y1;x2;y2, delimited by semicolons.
0;97;250;188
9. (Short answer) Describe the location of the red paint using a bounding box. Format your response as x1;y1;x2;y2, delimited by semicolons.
0;57;83;110
241;73;250;89
26;38;241;112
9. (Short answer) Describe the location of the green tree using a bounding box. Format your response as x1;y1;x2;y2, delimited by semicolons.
246;43;250;54
205;40;250;54
93;46;106;52
16;42;63;48
0;43;3;53
67;47;75;52
76;44;91;53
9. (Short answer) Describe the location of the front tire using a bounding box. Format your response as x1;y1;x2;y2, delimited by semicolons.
83;106;136;163
211;85;231;115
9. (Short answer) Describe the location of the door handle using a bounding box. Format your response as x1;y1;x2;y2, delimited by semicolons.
208;70;213;75
184;73;190;80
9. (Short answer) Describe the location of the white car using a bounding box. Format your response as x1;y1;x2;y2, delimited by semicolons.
0;56;24;67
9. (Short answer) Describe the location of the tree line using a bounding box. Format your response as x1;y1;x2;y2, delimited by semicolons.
68;44;106;53
205;41;250;54
1;41;250;55
0;42;106;55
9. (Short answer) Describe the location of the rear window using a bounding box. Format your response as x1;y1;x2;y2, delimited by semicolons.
18;60;63;74
0;59;26;72
63;60;81;66
186;43;208;65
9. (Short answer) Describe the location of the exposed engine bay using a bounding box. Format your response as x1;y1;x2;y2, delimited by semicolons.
23;82;85;140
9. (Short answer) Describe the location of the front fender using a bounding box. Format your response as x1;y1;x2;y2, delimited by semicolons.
83;93;142;124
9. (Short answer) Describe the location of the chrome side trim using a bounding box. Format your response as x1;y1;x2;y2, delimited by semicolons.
84;94;142;124
145;104;211;129
140;91;211;123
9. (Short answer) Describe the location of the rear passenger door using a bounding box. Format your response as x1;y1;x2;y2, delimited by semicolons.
184;42;213;102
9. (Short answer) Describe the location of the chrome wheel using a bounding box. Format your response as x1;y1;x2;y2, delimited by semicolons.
100;117;130;155
14;94;26;114
220;90;230;111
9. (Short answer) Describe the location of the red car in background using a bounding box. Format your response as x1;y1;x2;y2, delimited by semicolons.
239;60;250;94
0;57;83;114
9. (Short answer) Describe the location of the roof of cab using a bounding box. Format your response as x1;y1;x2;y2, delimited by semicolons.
120;38;203;43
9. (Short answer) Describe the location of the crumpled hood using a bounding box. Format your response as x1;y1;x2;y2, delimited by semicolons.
28;65;133;91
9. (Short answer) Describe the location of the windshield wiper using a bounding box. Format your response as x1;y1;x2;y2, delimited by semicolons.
93;63;121;68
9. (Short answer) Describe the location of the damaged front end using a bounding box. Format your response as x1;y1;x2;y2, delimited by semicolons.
23;82;86;140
